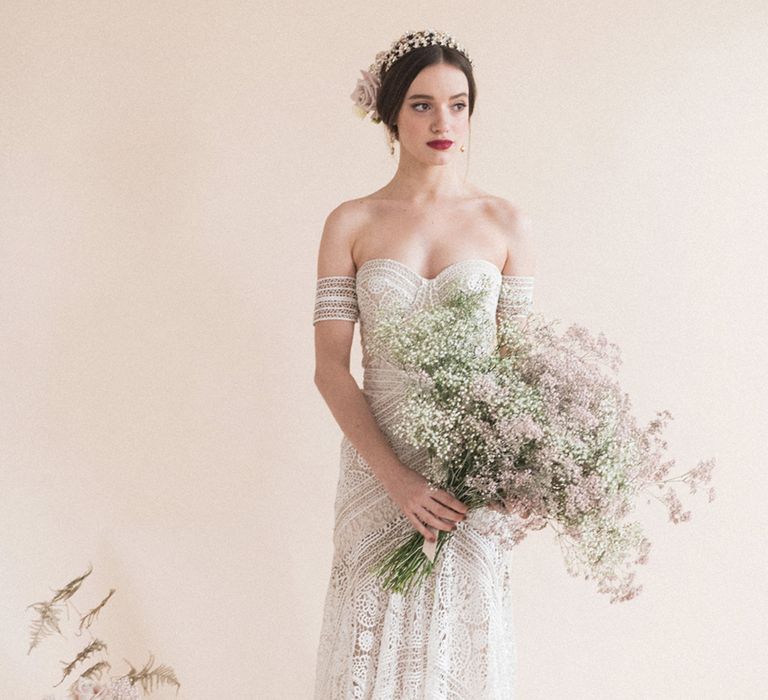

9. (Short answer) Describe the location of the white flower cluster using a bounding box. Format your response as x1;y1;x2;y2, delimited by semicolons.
350;28;473;123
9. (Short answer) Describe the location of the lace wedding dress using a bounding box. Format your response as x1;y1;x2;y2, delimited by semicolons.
312;258;535;699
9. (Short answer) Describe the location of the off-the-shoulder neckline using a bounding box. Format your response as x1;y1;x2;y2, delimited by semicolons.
355;257;534;282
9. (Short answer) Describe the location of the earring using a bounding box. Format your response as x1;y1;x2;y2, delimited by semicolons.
387;129;396;156
460;144;466;152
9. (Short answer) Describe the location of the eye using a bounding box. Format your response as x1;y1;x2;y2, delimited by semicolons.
412;102;467;113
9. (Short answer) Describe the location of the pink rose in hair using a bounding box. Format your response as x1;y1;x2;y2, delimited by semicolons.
350;69;381;121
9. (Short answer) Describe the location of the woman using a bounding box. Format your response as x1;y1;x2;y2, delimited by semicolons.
312;29;536;698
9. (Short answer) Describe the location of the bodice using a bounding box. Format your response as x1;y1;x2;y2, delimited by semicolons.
355;257;504;367
314;256;533;332
314;257;535;409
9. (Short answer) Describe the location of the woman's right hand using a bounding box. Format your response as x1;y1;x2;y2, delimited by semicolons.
383;466;469;542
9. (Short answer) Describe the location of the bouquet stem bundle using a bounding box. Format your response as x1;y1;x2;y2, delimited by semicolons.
372;449;485;594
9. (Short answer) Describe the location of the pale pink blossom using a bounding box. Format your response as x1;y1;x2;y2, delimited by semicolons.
350;69;381;121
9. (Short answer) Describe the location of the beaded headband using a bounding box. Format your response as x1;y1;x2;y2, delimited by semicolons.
350;28;473;124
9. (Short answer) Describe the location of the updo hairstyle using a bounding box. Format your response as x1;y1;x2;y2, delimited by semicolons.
375;45;477;142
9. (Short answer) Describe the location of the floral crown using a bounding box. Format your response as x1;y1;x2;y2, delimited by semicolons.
350;29;473;124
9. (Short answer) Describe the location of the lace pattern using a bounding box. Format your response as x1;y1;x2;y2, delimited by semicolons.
315;259;534;698
497;275;535;323
314;276;359;324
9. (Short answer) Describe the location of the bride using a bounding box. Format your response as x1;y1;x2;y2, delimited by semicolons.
312;29;536;698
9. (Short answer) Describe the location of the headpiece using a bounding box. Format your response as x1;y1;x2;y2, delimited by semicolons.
350;29;473;124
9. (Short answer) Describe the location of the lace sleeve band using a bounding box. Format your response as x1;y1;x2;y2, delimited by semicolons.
313;276;359;325
497;275;535;322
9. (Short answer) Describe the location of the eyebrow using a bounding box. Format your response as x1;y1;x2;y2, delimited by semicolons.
407;92;468;100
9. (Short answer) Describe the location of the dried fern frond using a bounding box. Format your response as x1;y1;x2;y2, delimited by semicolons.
79;660;111;681
123;652;181;693
26;600;65;654
78;588;116;634
50;563;94;605
54;638;108;687
27;564;96;653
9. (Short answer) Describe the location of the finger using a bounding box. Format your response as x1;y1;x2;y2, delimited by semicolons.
430;490;469;516
420;505;457;533
407;512;436;542
425;498;467;523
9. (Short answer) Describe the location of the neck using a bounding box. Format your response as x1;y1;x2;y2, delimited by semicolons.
384;148;468;204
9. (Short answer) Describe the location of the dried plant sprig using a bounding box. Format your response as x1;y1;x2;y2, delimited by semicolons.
50;563;94;605
78;588;116;634
79;659;112;681
123;652;181;694
27;564;181;696
27;564;95;654
54;638;108;686
26;600;66;654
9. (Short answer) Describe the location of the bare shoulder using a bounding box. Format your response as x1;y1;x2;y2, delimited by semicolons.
481;195;536;276
316;198;373;277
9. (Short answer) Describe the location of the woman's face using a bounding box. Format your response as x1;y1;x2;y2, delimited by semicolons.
395;62;470;164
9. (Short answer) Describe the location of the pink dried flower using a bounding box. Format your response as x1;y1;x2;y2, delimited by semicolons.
664;488;692;523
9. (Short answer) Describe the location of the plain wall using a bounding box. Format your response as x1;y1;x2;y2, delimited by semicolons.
1;1;766;697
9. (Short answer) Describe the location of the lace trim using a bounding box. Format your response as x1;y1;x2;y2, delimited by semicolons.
313;276;359;324
497;275;534;321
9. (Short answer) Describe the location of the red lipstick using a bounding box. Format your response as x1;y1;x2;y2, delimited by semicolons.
427;140;453;150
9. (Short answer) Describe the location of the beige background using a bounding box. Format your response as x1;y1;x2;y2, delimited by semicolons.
2;2;766;698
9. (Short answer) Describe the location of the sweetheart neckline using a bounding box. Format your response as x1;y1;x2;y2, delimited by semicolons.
356;257;533;282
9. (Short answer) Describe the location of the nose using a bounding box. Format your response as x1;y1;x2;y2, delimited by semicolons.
432;106;449;133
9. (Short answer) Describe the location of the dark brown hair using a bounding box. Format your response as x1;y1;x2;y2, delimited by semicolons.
376;45;477;140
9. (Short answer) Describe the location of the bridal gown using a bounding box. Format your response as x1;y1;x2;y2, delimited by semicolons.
312;257;535;699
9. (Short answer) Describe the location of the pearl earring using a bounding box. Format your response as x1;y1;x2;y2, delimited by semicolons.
460;144;465;152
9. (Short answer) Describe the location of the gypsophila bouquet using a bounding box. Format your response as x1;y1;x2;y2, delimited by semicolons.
366;278;716;602
27;564;180;699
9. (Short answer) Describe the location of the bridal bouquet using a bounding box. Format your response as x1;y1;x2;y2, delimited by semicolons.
366;277;716;603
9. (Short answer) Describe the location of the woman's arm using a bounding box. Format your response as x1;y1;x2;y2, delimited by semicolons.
492;203;536;515
499;204;536;278
313;203;467;541
496;204;536;358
